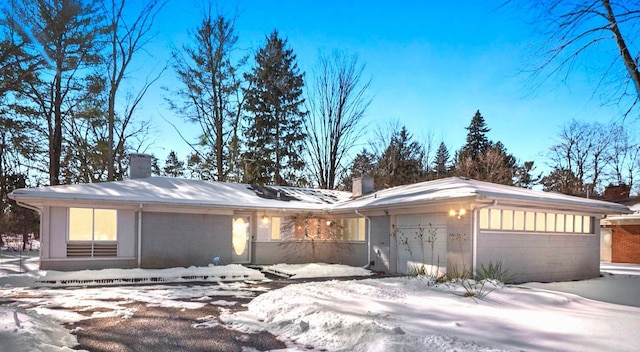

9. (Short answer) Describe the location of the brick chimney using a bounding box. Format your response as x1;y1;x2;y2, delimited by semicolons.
352;176;374;198
604;184;631;201
129;153;152;179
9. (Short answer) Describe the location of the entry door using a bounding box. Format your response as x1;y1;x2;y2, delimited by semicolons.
231;215;252;263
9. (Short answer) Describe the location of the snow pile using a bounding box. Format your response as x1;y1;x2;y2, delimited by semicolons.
222;275;640;351
36;264;266;287
0;307;84;352
263;263;373;279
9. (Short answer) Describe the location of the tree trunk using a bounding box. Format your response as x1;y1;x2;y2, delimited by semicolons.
602;0;640;96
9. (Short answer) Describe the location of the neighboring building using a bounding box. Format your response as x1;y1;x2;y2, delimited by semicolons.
9;156;630;283
600;184;640;264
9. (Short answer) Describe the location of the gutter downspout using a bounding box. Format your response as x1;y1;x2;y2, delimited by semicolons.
138;203;143;268
15;201;43;272
472;200;497;276
355;209;371;268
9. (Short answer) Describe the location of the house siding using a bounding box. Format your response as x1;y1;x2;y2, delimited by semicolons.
446;216;473;276
611;225;640;264
476;231;600;283
48;206;67;259
141;212;232;268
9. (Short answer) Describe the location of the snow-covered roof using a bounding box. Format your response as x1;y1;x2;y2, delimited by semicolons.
10;176;630;215
9;177;351;211
334;177;631;214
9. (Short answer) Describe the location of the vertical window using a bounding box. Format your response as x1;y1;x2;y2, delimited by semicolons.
546;213;555;233
556;214;565;232
574;215;583;233
479;209;489;229
489;209;501;229
501;210;513;230
271;217;281;240
513;211;525;230
583;216;591;234
356;218;366;241
565;215;574;232
69;208;117;241
525;212;535;231
535;212;546;232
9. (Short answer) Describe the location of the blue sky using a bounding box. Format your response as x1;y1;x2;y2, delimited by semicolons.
135;0;629;176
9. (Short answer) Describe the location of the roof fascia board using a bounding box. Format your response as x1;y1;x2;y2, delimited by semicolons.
485;197;630;215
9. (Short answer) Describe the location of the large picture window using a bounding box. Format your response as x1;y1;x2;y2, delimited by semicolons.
270;216;366;242
69;208;117;241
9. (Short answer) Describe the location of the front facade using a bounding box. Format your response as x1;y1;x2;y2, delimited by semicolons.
10;173;630;283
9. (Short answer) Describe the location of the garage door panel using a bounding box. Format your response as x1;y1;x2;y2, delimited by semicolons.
397;214;447;275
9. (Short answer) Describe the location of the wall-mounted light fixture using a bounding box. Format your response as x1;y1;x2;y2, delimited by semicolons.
449;208;466;219
261;213;270;225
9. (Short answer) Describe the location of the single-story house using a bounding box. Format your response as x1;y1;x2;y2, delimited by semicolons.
9;154;631;283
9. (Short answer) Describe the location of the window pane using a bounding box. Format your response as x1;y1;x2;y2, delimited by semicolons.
357;218;366;241
69;208;93;241
583;216;591;233
489;209;501;229
525;212;535;231
502;210;513;230
535;212;546;231
94;209;117;241
556;214;565;232
566;215;574;232
574;215;583;233
513;211;525;230
546;213;556;233
271;217;281;240
479;209;489;229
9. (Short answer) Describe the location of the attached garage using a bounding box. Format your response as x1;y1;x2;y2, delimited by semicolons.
395;214;448;275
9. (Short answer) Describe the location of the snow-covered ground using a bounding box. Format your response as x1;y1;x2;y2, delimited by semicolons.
1;251;639;352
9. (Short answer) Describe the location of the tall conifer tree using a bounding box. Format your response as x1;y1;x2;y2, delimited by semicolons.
242;30;306;186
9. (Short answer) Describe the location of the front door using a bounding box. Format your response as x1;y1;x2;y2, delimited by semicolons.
231;215;251;263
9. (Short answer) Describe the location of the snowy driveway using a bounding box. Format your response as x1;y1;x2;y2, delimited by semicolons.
2;252;640;352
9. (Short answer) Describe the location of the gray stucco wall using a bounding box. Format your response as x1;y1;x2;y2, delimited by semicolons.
477;231;600;283
141;212;232;268
252;241;368;266
446;216;473;276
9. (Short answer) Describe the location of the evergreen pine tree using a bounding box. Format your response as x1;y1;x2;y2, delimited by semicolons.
460;110;491;160
377;126;424;188
433;141;450;179
242;30;306;186
163;151;185;178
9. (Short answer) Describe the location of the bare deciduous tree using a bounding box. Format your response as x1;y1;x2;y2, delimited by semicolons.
305;50;371;189
547;119;613;194
608;123;639;188
102;0;168;181
516;0;640;116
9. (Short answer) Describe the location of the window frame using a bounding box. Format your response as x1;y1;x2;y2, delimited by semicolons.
478;208;594;234
68;207;118;242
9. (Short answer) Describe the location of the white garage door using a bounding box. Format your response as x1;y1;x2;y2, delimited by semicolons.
396;214;447;275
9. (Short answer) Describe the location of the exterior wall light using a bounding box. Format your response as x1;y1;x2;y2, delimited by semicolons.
449;208;466;219
261;215;270;225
